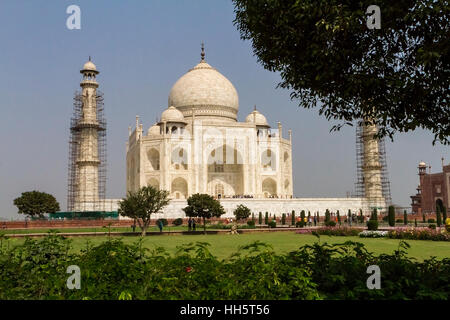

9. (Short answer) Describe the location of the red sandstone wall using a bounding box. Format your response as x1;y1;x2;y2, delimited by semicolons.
0;217;231;230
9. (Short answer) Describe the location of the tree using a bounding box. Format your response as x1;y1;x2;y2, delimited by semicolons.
436;205;442;227
291;210;295;226
232;0;450;144
325;209;331;223
300;210;306;226
403;210;408;225
422;213;426;223
388;206;395;227
282;213;286;225
337;210;341;225
371;208;378;221
443;207;448;223
367;208;379;231
13;191;60;219
183;194;225;234
233;204;251;222
118;186;170;236
258;212;262;225
265;212;269;225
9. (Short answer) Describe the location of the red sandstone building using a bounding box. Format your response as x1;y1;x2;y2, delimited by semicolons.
410;161;449;214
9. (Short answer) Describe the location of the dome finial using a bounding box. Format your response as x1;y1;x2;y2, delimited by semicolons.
89;55;91;61
254;105;257;111
201;42;205;62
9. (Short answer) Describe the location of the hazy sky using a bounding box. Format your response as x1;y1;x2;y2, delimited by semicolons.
0;0;448;220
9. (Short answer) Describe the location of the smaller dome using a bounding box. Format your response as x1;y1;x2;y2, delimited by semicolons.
82;61;97;71
160;106;186;123
419;161;427;167
147;124;161;136
245;109;269;127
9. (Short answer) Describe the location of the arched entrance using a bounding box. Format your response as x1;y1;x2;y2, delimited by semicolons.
171;177;188;199
262;178;277;198
147;178;159;190
261;149;277;171
215;183;224;199
147;148;160;171
207;145;244;196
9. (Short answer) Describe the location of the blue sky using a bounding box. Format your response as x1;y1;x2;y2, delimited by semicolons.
0;0;448;219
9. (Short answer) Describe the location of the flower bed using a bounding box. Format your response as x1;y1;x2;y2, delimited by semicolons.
359;230;388;238
388;228;450;241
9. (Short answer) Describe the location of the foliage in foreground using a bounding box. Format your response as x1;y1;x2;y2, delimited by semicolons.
232;0;450;144
0;234;448;300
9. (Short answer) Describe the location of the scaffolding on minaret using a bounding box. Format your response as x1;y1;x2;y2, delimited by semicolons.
355;121;392;207
67;90;107;212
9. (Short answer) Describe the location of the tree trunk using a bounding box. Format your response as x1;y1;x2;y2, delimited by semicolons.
203;217;206;235
141;219;149;237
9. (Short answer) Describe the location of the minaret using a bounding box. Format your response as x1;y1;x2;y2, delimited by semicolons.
362;121;385;210
75;58;101;211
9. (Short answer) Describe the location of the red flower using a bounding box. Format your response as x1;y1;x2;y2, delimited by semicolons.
186;266;192;273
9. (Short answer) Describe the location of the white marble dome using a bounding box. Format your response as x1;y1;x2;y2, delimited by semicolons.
147;123;161;136
82;60;97;71
161;106;186;123
168;60;239;121
419;161;427;167
245;109;269;127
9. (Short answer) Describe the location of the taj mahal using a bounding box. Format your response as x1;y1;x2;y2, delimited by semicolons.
69;46;388;218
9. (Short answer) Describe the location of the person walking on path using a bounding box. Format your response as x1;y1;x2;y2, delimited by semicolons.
158;219;163;232
313;215;317;227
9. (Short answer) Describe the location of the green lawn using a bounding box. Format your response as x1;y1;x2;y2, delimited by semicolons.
3;232;449;261
0;225;188;234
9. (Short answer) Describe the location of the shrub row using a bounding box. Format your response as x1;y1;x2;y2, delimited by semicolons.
311;227;360;237
0;234;448;300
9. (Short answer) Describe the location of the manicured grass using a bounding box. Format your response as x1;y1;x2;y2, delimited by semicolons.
0;225;189;234
3;232;449;261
